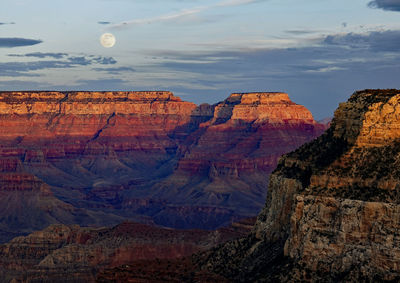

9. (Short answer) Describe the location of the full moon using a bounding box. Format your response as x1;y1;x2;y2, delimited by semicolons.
100;33;116;48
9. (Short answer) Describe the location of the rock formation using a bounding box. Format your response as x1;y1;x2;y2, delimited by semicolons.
197;89;400;282
148;92;325;228
0;218;255;282
0;91;324;239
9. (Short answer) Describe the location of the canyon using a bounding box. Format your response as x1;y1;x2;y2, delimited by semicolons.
195;89;400;282
0;91;325;241
2;89;399;281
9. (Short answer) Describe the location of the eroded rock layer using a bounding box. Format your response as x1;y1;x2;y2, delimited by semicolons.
0;219;254;282
0;91;324;238
199;89;400;282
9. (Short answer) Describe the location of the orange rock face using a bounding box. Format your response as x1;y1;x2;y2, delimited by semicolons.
204;89;400;282
0;91;325;235
285;195;400;280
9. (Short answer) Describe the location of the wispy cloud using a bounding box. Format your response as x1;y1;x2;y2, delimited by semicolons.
0;38;42;48
1;53;117;77
92;66;136;74
110;0;266;29
8;52;68;59
285;29;320;35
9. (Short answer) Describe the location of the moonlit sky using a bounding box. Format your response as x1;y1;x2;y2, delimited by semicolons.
1;0;400;118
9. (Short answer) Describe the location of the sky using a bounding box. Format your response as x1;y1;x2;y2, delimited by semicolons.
1;0;400;119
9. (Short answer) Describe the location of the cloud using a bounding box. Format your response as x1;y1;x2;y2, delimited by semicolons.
8;52;116;64
137;29;400;118
0;54;117;77
2;28;399;120
92;56;117;64
323;30;400;52
0;38;42;48
98;21;111;25
368;0;400;11
285;30;319;35
8;52;68;59
111;0;266;29
92;66;136;74
0;22;15;25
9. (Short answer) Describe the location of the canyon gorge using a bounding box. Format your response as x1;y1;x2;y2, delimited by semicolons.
1;89;399;281
0;91;325;243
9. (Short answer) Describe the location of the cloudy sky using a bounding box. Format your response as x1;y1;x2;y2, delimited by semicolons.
1;0;400;118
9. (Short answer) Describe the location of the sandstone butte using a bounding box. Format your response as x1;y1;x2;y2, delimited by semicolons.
190;89;400;282
0;91;325;242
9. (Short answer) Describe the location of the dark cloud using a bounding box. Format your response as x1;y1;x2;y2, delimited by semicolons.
0;22;15;25
368;0;400;11
92;66;136;74
93;56;117;64
0;38;42;48
0;54;117;77
323;30;400;52
9;52;117;65
98;21;111;25
8;52;68;59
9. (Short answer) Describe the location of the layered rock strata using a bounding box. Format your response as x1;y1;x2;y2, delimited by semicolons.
199;89;400;282
0;219;254;282
150;92;324;227
0;91;324;236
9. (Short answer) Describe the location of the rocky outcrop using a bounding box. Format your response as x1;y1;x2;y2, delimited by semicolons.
285;196;400;281
199;89;400;281
0;91;324;236
0;219;254;282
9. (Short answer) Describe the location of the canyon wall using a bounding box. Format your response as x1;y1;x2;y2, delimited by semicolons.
0;91;324;239
199;89;400;282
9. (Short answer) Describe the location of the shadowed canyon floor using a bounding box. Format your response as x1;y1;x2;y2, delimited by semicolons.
0;218;255;282
0;91;325;241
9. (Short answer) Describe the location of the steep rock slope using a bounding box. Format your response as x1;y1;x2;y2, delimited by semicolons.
199;89;400;282
0;91;324;234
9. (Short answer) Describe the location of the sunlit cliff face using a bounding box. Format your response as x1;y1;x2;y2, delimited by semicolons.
0;91;325;239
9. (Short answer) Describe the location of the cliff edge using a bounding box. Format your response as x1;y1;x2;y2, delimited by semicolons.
200;89;400;282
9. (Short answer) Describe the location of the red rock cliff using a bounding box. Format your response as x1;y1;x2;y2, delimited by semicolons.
199;89;400;282
0;91;324;236
150;92;325;227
